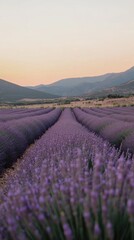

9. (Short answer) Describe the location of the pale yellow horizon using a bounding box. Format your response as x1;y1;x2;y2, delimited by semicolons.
1;63;134;87
0;0;134;86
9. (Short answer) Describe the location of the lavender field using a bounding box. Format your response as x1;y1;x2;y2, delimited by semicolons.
0;107;134;240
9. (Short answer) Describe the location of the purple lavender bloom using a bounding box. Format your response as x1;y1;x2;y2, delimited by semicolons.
0;107;133;239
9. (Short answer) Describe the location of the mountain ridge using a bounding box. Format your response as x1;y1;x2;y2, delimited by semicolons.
0;78;58;102
29;66;134;97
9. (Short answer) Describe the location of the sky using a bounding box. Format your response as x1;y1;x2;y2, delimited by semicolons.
0;0;134;86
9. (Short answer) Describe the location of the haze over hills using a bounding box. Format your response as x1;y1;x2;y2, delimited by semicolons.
84;79;134;98
107;79;134;95
29;66;134;97
0;79;57;102
0;66;134;103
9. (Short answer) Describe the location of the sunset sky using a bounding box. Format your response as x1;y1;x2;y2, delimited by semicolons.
0;0;134;86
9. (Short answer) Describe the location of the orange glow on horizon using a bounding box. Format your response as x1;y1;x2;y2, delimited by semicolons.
0;1;134;86
1;60;134;86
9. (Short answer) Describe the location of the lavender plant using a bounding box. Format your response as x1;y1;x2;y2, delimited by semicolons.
0;109;133;240
0;108;61;172
0;108;53;122
74;108;134;153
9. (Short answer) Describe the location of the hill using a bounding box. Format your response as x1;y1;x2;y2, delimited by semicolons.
85;79;134;98
107;79;134;95
29;66;134;97
0;79;57;102
116;79;134;92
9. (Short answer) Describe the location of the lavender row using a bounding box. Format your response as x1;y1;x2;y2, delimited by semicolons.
91;106;134;114
0;108;40;115
74;108;134;153
83;107;134;122
0;108;61;173
0;108;53;122
0;108;133;240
